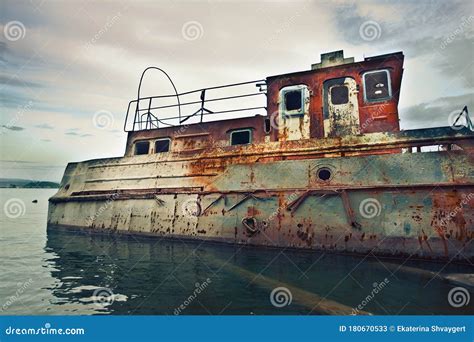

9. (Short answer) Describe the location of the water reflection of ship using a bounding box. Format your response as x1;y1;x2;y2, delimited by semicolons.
45;230;473;315
45;229;226;315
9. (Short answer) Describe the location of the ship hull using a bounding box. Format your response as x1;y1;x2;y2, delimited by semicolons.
48;128;474;262
47;184;473;261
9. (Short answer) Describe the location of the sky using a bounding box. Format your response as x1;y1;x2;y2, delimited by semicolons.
0;0;473;182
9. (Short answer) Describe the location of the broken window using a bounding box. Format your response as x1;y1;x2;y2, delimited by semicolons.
155;138;170;153
279;85;309;117
363;70;391;102
135;141;149;155
284;90;302;111
230;129;251;145
330;85;349;105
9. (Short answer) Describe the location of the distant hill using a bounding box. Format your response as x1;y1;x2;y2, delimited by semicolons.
0;178;60;188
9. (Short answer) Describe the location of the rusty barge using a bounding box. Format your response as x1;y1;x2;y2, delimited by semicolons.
48;50;474;261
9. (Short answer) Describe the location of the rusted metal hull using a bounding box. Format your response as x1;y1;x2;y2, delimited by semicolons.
48;127;474;262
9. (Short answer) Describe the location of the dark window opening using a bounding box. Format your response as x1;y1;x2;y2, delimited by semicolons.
331;85;349;105
231;130;251;145
317;168;332;181
264;118;271;133
284;90;302;111
135;141;149;155
155;139;170;153
364;70;391;101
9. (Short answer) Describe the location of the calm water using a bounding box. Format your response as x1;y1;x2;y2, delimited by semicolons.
0;189;472;315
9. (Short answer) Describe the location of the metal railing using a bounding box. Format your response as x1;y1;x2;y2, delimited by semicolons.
124;78;267;132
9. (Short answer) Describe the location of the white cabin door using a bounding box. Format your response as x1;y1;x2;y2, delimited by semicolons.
278;85;310;141
323;77;360;138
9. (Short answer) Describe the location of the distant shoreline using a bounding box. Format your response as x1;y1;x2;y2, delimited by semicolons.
0;180;60;189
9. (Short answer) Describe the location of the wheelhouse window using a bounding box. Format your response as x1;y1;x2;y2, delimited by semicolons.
330;85;349;105
279;85;309;116
230;129;252;146
363;70;392;102
155;138;170;153
284;90;302;111
135;141;149;155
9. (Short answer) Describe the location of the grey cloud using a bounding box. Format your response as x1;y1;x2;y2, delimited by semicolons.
333;1;473;88
34;123;54;129
400;93;473;129
0;75;43;88
1;125;25;131
65;130;94;138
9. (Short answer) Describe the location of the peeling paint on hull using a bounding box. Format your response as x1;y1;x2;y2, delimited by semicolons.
48;127;474;262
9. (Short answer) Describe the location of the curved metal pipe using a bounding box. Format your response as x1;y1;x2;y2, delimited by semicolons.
135;67;181;129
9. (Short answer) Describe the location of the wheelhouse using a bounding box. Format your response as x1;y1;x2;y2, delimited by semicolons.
124;50;405;157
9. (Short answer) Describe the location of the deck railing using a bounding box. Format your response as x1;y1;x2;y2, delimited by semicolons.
124;79;267;132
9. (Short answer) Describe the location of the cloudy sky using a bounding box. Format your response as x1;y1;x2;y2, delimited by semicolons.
1;0;473;181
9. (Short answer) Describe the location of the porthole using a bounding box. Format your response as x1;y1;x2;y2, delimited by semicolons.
317;167;332;181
